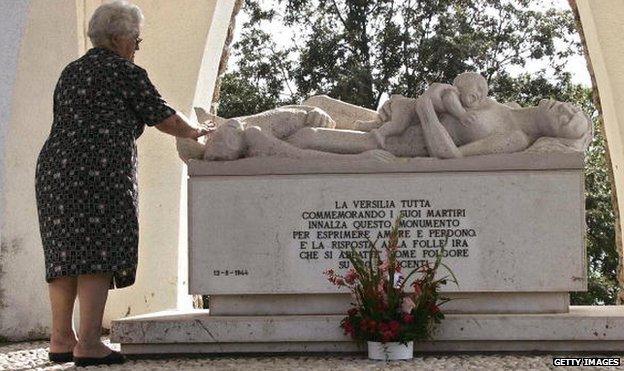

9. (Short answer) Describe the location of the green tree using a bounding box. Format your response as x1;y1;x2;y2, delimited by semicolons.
577;126;618;304
281;0;578;108
218;0;617;304
217;0;298;118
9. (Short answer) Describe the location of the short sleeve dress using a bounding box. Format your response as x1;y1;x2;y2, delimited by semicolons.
35;47;176;289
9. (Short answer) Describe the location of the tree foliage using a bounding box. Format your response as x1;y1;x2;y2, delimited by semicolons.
217;0;617;304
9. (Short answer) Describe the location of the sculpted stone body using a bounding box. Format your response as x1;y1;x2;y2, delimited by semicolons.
369;72;493;148
176;105;393;162
178;73;591;162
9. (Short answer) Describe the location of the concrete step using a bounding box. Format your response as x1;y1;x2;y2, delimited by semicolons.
111;306;624;354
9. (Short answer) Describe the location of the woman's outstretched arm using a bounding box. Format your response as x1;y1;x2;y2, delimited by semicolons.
155;112;212;139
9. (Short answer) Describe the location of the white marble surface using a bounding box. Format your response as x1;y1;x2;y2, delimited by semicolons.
188;151;584;176
302;95;378;130
209;292;570;315
189;169;585;295
110;306;624;353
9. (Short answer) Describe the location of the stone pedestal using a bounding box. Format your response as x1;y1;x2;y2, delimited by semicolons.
111;307;624;353
109;152;621;353
188;152;585;314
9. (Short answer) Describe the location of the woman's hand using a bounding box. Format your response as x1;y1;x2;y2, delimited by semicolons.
156;113;216;141
189;125;215;141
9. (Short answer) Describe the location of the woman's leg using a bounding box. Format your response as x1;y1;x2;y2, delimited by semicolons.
48;276;78;353
73;273;113;357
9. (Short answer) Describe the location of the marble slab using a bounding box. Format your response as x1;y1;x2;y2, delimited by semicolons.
208;292;570;315
188;152;583;176
188;168;586;295
110;306;624;353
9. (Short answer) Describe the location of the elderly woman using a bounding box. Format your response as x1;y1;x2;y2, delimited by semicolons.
35;1;209;366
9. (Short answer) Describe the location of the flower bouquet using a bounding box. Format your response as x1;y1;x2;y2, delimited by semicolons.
324;218;457;360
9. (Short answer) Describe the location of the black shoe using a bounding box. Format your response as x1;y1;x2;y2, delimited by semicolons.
73;350;126;367
48;351;73;363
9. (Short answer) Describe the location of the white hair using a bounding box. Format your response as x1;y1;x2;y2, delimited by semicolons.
87;1;144;48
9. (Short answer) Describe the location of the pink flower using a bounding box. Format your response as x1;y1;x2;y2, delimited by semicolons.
325;270;347;287
344;268;358;284
379;261;390;272
401;297;416;313
412;281;423;296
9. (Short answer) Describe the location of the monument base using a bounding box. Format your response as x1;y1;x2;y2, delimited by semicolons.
209;292;570;315
111;306;624;354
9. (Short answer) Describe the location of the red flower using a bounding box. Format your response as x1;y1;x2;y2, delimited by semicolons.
368;319;377;332
378;322;390;333
381;330;395;342
343;321;355;336
428;303;440;314
389;320;401;332
402;313;414;324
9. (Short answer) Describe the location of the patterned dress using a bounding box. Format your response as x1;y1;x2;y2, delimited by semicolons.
35;47;176;289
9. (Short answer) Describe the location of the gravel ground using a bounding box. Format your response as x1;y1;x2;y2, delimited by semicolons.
1;339;623;371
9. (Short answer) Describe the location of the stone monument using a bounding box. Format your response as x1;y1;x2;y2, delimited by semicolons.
111;75;624;353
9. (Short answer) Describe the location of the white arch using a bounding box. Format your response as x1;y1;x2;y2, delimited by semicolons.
0;0;236;340
576;0;624;301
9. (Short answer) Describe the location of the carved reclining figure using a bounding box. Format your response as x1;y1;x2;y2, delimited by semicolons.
177;73;592;162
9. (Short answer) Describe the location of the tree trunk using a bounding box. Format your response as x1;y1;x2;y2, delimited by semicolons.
568;0;623;303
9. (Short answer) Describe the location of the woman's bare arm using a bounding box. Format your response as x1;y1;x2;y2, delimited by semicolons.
155;112;212;139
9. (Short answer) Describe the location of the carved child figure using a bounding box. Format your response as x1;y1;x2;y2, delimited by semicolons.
368;72;492;148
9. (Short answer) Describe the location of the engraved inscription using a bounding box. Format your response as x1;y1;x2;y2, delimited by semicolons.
293;199;477;270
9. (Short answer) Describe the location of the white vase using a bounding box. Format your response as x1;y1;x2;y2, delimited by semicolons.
367;341;413;361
